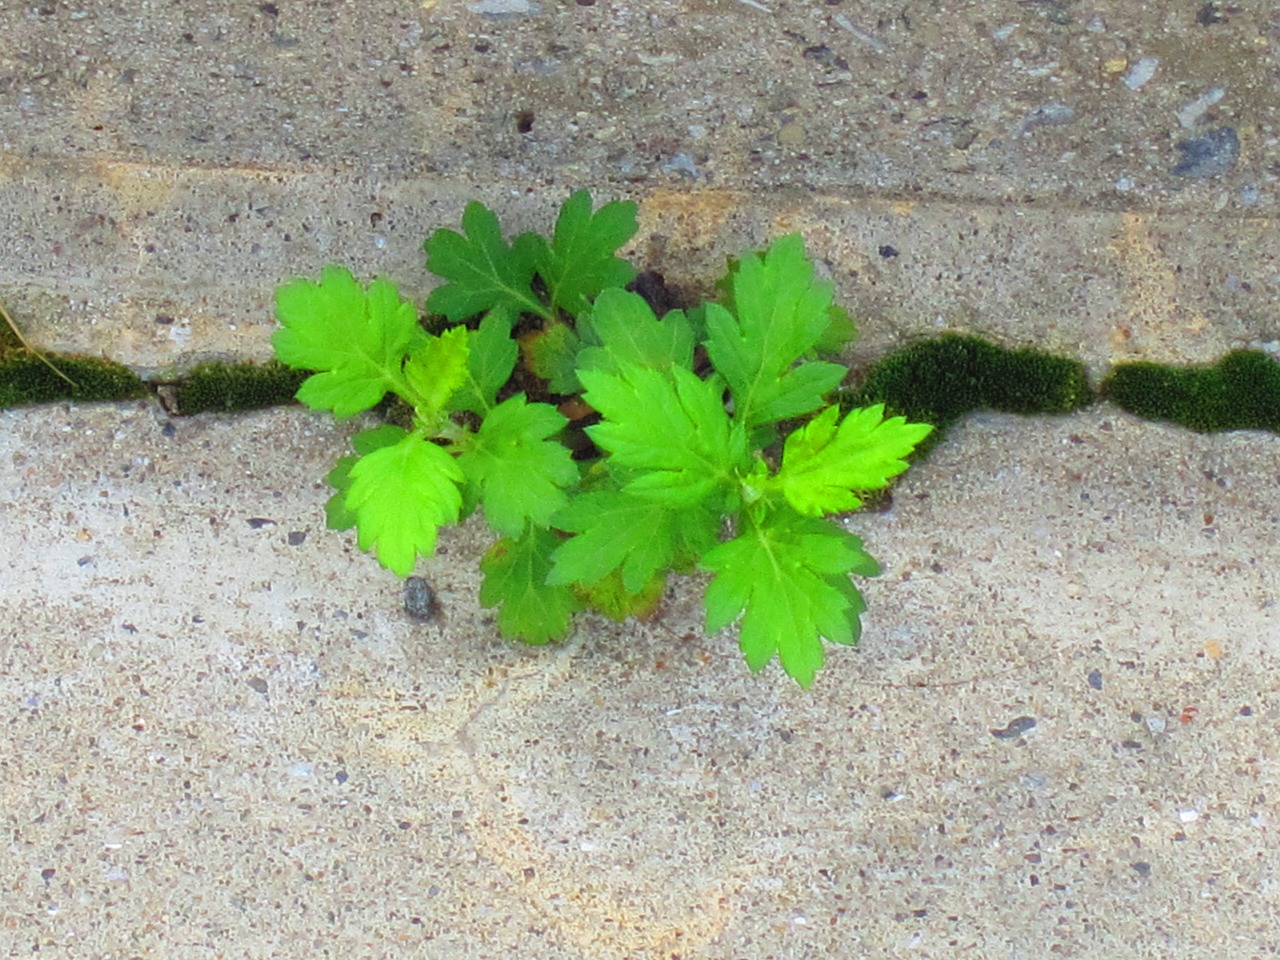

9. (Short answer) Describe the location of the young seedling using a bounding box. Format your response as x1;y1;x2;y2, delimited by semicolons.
272;191;932;687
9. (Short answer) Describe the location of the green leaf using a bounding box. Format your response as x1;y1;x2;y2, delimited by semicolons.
577;288;695;375
773;404;934;516
548;490;720;593
814;304;858;355
273;267;425;418
580;363;747;507
530;190;638;317
323;424;408;531
578;567;667;623
457;394;578;539
424;202;549;322
448;309;520;417
520;321;584;394
402;326;470;419
704;235;850;428
344;432;464;576
480;527;580;645
324;455;359;530
701;509;880;688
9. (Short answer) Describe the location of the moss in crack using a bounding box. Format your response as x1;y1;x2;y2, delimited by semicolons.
1102;350;1280;433
845;333;1093;455
166;360;309;415
0;351;146;409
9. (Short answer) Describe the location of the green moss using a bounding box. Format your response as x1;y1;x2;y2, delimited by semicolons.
169;360;309;415
1102;349;1280;433
846;333;1092;454
0;351;146;409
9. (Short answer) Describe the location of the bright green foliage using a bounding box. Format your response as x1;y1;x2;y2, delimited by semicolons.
345;431;464;576
527;189;638;317
581;363;748;507
275;192;933;688
773;404;933;515
702;510;879;689
576;289;694;376
705;234;849;430
480;528;580;645
548;491;720;593
424;202;547;322
425;191;638;324
403;327;470;422
274;267;425;418
448;310;519;416
457;394;578;538
324;424;407;531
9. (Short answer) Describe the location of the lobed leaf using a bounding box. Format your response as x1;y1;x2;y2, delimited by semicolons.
530;189;638;317
576;288;695;376
323;424;408;531
773;404;934;516
701;509;880;688
704;235;850;429
548;489;720;594
448;309;520;417
273;267;425;418
520;321;584;395
479;527;580;645
580;362;748;507
424;202;548;321
457;394;578;539
343;431;464;576
402;326;471;419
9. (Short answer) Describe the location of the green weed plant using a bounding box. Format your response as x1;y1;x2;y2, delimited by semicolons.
272;191;932;687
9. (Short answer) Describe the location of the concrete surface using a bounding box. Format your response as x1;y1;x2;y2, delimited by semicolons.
4;402;1279;958
4;1;1280;958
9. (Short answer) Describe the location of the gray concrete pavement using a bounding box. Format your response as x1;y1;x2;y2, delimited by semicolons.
4;401;1278;958
4;1;1280;957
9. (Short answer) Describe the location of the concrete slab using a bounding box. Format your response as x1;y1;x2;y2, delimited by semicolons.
5;1;1280;957
4;1;1280;376
3;400;1278;956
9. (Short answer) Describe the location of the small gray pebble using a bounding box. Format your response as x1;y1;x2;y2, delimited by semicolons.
247;677;268;695
1171;126;1239;178
404;576;437;620
1087;669;1103;690
991;716;1037;739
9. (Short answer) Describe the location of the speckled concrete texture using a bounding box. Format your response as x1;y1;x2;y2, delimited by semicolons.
5;1;1280;374
6;1;1280;957
3;402;1278;957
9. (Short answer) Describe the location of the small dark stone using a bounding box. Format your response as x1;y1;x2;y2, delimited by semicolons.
878;244;900;258
1131;861;1152;877
246;517;275;529
1170;126;1239;178
991;716;1037;739
1196;2;1227;25
247;677;268;695
335;770;349;784
259;2;280;15
1086;669;1103;690
287;531;307;546
404;576;437;620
